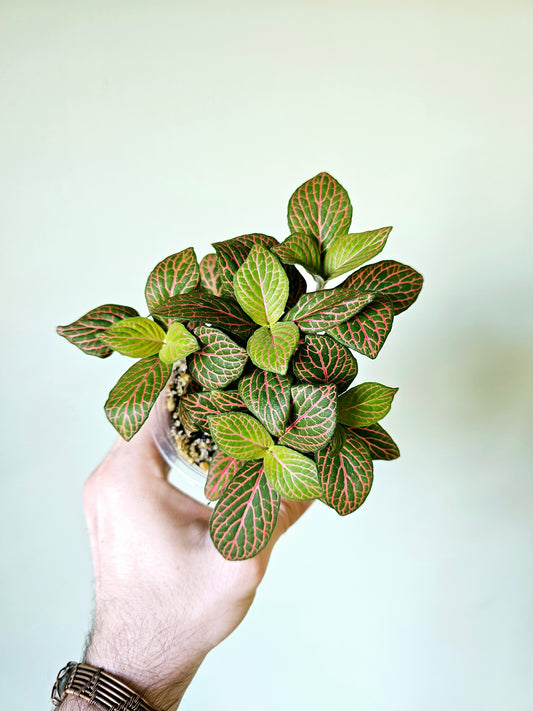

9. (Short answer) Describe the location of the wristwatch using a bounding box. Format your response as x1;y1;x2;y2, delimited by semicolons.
51;661;161;711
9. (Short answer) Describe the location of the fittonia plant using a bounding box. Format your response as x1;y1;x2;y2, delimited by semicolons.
57;172;423;561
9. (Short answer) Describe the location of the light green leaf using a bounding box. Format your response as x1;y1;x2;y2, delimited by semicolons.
264;446;322;500
158;322;199;364
233;244;289;326
209;412;273;460
100;317;165;358
272;233;321;276
338;382;398;427
247;321;299;375
324;227;392;279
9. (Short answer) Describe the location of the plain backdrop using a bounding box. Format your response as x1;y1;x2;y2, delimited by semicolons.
1;1;532;709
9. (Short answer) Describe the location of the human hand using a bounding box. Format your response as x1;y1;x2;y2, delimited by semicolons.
61;411;310;711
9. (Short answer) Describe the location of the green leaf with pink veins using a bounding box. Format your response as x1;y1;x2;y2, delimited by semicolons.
337;382;398;427
158;322;199;364
263;446;322;500
188;326;248;389
324;226;392;280
247;321;300;376
209;461;280;561
272;232;322;276
105;355;172;441
317;427;374;516
233;244;289;326
277;383;338;453
288;172;353;250
238;369;291;437
144;247;200;312
209;412;273;460
100;317;166;358
57;303;140;358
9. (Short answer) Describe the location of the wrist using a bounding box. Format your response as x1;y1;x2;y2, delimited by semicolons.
83;642;205;711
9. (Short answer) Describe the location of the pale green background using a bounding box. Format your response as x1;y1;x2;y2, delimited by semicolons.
1;1;532;709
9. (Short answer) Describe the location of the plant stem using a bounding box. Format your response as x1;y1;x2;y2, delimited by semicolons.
314;275;327;291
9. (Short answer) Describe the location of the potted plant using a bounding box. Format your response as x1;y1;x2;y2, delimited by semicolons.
57;172;423;561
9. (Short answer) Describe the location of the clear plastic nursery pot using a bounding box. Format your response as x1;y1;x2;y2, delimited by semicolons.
151;389;210;506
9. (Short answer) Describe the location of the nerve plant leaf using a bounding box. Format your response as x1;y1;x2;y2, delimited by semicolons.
341;260;423;315
272;232;322;276
283;288;374;332
213;233;279;293
209;412;273;460
233;244;289;326
180;389;246;431
100;317;165;358
288;172;352;250
292;334;358;392
209;461;280;560
324;227;392;279
145;247;200;312
327;295;394;359
189;326;248;389
285;263;307;310
278;383;337;452
199;253;223;296
158;322;199;364
238;369;291;436
105;355;172;440
317;428;373;516
338;382;398;427
152;293;256;339
205;450;241;501
247;321;299;375
57;304;140;358
263;446;322;500
353;423;400;460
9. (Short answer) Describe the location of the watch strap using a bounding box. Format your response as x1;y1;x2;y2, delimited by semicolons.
51;661;162;711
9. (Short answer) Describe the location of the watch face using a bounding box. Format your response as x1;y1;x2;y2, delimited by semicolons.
51;662;76;705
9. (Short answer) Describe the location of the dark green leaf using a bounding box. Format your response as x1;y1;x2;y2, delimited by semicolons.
338;382;398;427
292;334;358;392
272;233;321;275
57;304;139;358
238;369;291;436
341;260;423;315
213;233;279;294
283;288;374;332
145;247;199;312
278;383;337;452
199;253;224;296
105;355;172;440
152;292;256;339
317;428;374;515
180;389;246;431
209;461;280;560
264;446;322;500
285;264;307;310
328;295;394;359
209;412;273;460
353;423;400;460
205;451;241;501
189;326;248;389
288;172;352;249
324;227;392;279
247;322;299;375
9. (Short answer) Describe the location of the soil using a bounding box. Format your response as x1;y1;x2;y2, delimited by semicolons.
166;360;217;471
